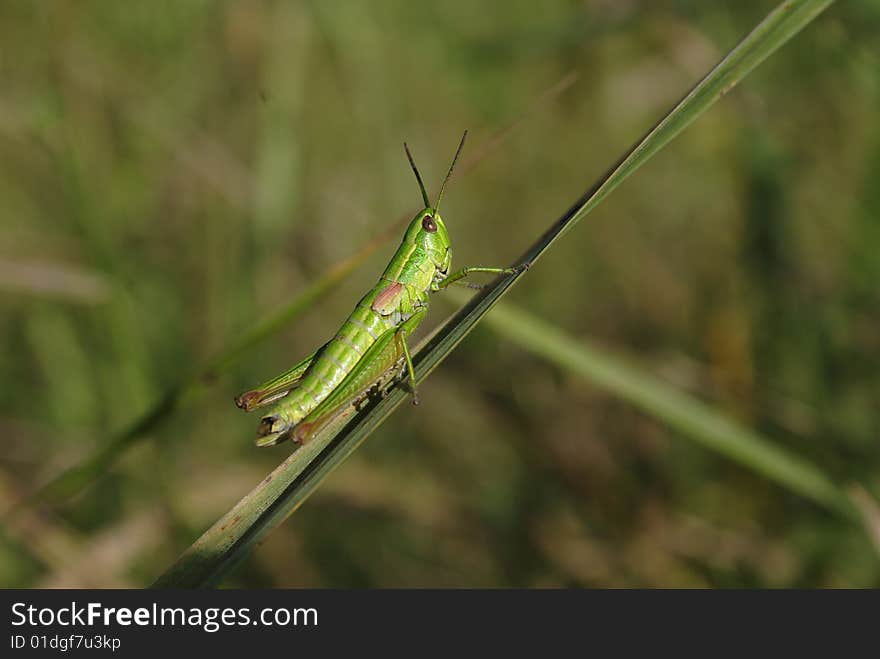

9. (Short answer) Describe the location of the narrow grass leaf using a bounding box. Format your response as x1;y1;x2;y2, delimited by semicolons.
478;299;860;520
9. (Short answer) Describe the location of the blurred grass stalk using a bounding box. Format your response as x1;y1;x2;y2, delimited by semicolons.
478;299;862;521
26;72;578;508
154;0;840;587
0;258;111;305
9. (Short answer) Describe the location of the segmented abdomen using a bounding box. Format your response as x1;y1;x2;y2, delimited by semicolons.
267;295;394;425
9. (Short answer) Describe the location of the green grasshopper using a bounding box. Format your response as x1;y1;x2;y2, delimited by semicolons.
235;131;520;447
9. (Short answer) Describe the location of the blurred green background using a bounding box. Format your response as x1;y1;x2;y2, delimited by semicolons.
2;0;879;587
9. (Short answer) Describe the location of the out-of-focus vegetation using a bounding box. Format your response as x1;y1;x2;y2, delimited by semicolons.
1;1;878;587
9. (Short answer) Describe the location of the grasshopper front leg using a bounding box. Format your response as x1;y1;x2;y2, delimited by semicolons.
434;264;526;291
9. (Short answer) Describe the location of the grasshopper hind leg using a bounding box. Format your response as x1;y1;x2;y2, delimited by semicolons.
290;310;427;446
254;409;298;447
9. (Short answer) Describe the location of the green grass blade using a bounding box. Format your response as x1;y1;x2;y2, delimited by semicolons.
151;374;410;587
152;0;835;587
479;300;860;520
536;0;836;255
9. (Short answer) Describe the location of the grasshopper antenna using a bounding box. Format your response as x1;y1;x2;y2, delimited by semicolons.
434;130;467;215
404;142;431;209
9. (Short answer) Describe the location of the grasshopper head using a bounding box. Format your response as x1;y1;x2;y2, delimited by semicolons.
402;131;466;265
405;206;451;254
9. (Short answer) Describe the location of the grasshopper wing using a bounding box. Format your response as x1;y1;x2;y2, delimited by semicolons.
234;343;327;411
371;282;406;315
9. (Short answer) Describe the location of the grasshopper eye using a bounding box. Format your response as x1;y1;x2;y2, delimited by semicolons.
422;215;437;233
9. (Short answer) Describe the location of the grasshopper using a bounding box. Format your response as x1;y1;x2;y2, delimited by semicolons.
236;131;519;446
